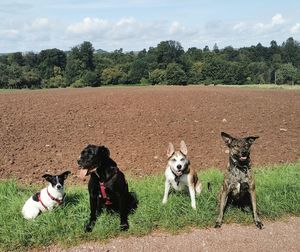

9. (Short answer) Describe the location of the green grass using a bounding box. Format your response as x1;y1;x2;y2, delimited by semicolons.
216;84;300;90
0;162;299;251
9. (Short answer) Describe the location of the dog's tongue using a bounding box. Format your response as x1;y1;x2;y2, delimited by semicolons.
240;156;247;161
78;169;88;179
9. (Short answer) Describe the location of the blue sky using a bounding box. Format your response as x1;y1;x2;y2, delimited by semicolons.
0;0;299;53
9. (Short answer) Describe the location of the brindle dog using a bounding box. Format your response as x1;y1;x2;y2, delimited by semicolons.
215;132;263;229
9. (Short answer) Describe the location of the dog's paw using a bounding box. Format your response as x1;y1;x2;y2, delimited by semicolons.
255;221;263;229
84;221;95;233
162;199;167;205
214;222;222;228
120;223;129;231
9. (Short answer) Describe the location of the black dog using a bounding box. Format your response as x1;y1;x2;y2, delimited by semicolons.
77;144;138;232
215;132;263;229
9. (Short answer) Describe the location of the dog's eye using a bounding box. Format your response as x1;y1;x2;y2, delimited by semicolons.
171;158;176;162
180;158;185;161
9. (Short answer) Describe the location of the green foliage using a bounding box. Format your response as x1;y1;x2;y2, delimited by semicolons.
188;62;204;84
165;63;187;85
82;71;100;87
38;48;66;80
1;38;300;88
149;68;166;85
128;59;149;83
101;67;127;85
276;63;298;84
0;163;299;251
70;79;85;88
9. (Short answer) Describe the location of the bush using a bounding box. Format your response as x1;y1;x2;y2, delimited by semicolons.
149;69;166;85
70;79;85;88
165;63;187;85
82;71;100;87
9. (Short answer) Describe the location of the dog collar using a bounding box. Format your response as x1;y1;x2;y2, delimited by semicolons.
47;188;64;205
38;193;48;211
230;157;250;172
170;167;183;186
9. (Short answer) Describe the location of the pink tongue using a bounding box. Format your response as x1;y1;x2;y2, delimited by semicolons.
79;169;88;179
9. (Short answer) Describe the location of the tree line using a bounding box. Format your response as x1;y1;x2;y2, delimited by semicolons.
0;37;300;89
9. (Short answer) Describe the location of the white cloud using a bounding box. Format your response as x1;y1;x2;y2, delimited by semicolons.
169;21;183;34
233;22;246;32
65;17;197;45
254;13;285;32
24;18;52;32
0;29;19;39
290;23;300;34
66;17;110;35
271;14;285;25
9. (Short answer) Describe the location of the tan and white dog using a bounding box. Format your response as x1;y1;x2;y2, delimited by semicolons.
162;141;202;209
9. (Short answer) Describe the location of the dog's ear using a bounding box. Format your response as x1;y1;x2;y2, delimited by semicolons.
246;136;259;145
221;132;235;146
96;146;110;158
180;140;188;156
60;171;71;180
42;174;53;182
167;143;175;158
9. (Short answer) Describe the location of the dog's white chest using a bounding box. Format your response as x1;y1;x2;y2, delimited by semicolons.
165;168;188;191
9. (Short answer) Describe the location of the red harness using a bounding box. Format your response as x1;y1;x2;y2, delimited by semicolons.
99;182;113;206
38;189;64;210
95;168;120;206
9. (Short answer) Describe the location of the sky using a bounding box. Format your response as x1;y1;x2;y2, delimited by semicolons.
0;0;300;53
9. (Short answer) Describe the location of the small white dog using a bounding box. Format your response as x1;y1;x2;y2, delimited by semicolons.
162;141;202;209
22;171;71;220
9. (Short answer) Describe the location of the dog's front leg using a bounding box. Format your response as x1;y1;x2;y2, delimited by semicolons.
249;185;263;229
162;180;171;205
215;183;229;228
85;195;99;232
188;182;197;210
118;195;129;231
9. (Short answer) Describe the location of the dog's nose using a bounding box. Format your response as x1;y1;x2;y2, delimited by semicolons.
57;184;62;189
177;164;182;170
241;151;247;156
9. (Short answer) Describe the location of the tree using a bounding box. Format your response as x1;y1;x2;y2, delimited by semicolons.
246;62;270;84
0;63;9;88
165;63;187;85
82;71;99;87
24;52;39;68
149;69;166;85
65;58;84;85
38;48;66;79
45;66;65;88
276;63;297;84
213;43;219;53
222;46;238;61
186;47;203;62
128;59;149;83
188;62;204;84
22;67;41;88
8;52;25;66
155;40;184;69
282;37;300;67
101;67;126;85
79;41;95;70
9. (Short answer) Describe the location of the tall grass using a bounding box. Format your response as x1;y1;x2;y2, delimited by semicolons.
0;162;299;251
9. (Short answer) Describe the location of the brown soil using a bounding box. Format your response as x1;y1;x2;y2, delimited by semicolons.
1;86;300;184
37;217;300;252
